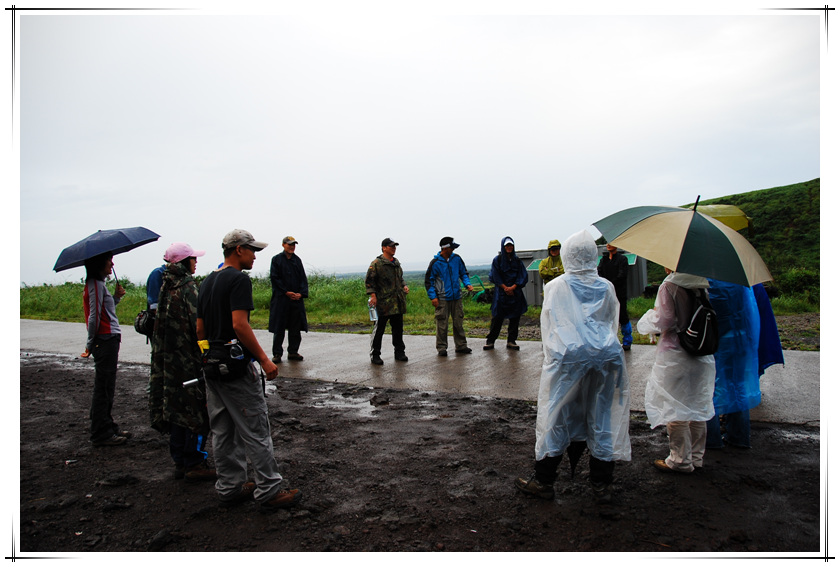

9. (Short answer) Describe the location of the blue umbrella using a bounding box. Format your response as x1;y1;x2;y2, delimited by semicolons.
53;227;161;273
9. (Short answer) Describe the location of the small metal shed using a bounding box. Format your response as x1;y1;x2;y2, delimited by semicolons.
519;246;647;307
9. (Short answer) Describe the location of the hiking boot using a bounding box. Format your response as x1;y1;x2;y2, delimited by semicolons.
653;459;691;474
591;482;613;504
184;461;217;483
115;430;133;439
506;342;520;351
218;481;256;508
259;489;302;513
92;434;127;447
455;347;472;354
438;350;448;357
394;353;408;362
173;464;185;480
622;344;631;352
514;474;555;500
371;355;384;365
271;355;282;363
288;353;304;361
483;343;494;350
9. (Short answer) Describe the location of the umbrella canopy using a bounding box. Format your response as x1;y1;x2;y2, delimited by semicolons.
593;205;771;287
695;204;752;234
53;227;161;272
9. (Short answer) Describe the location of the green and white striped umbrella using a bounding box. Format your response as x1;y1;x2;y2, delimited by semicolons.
593;204;772;287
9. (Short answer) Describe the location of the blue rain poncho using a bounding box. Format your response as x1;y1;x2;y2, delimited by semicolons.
637;272;716;428
534;230;631;462
708;279;761;414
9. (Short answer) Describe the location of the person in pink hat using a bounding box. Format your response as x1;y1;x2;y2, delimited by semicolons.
149;242;218;482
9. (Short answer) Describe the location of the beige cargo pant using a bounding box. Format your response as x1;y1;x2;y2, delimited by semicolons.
435;298;468;353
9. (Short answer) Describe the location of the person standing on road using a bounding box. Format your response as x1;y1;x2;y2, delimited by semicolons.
268;236;309;363
598;243;633;351
704;279;775;450
196;229;302;512
84;253;129;447
365;238;410;365
149;242;217;482
425;237;474;357
637;269;715;474
538;240;564;284
485;236;528;351
515;230;631;503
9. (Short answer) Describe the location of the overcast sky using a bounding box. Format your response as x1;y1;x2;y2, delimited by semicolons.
14;2;827;286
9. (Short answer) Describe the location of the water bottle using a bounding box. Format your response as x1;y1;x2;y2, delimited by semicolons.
368;300;378;322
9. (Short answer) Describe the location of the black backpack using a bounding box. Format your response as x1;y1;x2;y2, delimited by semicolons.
677;288;719;356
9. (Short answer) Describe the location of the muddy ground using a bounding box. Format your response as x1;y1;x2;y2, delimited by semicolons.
19;350;820;554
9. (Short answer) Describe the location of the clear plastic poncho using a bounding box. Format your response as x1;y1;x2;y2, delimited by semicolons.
637;272;716;428
534;230;631;462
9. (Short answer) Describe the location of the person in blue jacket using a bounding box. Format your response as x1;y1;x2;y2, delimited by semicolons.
425;237;474;356
484;236;528;351
705;280;784;449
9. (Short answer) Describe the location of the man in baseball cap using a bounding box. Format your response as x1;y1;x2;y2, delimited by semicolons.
222;229;268;252
269;236;309;362
197;229;302;512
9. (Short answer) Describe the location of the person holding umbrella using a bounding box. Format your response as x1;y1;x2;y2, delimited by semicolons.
84;253;129;446
637;269;716;473
53;227;161;445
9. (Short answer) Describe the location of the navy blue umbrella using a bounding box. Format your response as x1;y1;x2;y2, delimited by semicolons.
53;227;161;272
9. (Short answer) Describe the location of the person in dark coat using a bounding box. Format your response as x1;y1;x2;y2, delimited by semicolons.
484;236;528;351
268;236;309;362
598;243;633;351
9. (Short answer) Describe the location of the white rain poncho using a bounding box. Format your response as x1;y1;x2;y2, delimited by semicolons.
534;230;631;462
637;272;716;428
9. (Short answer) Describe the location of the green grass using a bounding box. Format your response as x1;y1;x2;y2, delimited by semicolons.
20;276;813;338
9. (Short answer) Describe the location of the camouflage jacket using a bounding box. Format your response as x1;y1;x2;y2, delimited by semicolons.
149;262;209;435
365;255;407;317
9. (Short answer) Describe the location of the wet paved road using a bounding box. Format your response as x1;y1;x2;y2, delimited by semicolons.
20;319;819;426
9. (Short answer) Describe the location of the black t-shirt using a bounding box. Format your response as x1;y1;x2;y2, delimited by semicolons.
197;267;254;356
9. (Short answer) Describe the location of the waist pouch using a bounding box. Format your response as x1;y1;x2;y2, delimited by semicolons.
202;341;251;381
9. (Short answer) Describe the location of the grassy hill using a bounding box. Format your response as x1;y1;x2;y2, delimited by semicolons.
646;178;819;302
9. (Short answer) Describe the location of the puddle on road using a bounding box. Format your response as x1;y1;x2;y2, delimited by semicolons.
308;386;379;418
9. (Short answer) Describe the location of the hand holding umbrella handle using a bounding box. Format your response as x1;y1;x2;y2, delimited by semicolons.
112;268;126;299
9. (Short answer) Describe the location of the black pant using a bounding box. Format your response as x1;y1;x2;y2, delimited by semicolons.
534;442;615;486
370;313;405;358
272;319;302;357
169;423;208;469
486;315;520;344
90;334;121;442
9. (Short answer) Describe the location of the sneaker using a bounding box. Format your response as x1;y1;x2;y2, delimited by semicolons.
92;434;127;447
514;474;555;500
219;481;256;508
483;343;494;350
272;355;283;363
259;489;302;513
438;350;448;357
506;342;520;351
288;353;304;361
653;459;692;474
455;347;472;354
371;355;384;365
184;462;217;483
394;353;408;362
